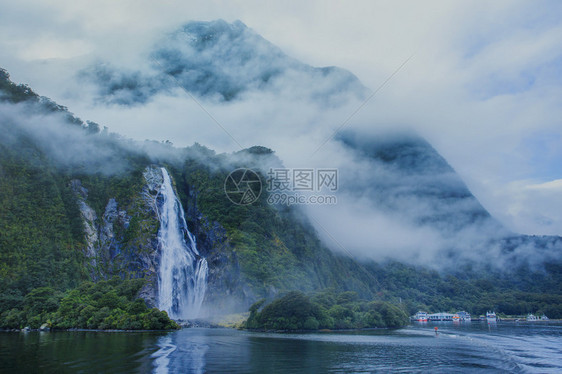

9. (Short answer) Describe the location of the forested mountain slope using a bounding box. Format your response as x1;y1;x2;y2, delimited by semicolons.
1;60;561;327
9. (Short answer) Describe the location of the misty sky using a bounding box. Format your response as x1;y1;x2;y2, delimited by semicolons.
1;0;561;237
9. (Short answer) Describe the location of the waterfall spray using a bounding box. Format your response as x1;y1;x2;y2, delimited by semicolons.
157;168;208;319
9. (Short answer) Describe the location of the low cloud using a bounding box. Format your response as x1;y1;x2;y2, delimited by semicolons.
1;2;561;269
0;102;136;175
495;179;562;236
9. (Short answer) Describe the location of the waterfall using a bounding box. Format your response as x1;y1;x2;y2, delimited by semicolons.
157;167;208;320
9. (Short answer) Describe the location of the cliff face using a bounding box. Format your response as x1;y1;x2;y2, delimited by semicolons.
70;180;98;263
181;185;250;313
69;167;162;307
68;164;252;312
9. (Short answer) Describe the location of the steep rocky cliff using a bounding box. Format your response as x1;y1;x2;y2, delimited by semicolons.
68;167;161;306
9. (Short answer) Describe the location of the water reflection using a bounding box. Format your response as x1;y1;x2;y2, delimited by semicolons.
152;329;209;374
153;336;176;374
2;323;561;373
0;331;165;373
150;326;528;373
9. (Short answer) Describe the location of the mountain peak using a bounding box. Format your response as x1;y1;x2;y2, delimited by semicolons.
179;19;249;48
81;19;367;105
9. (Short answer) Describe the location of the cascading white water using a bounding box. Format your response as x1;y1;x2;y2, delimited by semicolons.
157;167;208;320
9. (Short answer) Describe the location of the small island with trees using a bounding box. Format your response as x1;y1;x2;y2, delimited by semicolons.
243;290;409;331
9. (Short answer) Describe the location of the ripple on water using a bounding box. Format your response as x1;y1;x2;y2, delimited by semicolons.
2;323;561;373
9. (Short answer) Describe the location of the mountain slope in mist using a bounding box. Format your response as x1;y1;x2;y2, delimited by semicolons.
328;130;562;271
337;130;503;233
76;19;559;268
81;19;367;105
0;68;381;317
1;14;562;322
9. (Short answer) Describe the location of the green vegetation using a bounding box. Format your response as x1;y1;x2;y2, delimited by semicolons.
0;70;171;330
0;278;178;330
0;112;153;313
0;69;39;103
0;135;87;301
244;290;409;330
176;154;562;319
175;154;379;299
368;261;562;319
0;68;85;126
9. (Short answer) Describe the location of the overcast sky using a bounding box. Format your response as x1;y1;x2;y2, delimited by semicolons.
1;0;561;236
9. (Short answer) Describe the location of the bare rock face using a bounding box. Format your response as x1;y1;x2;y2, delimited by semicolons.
142;165;164;209
69;167;162;307
70;179;98;272
182;186;250;315
136;165;166;308
100;198;118;249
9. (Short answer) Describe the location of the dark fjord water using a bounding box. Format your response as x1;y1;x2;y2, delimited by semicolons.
1;323;561;373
